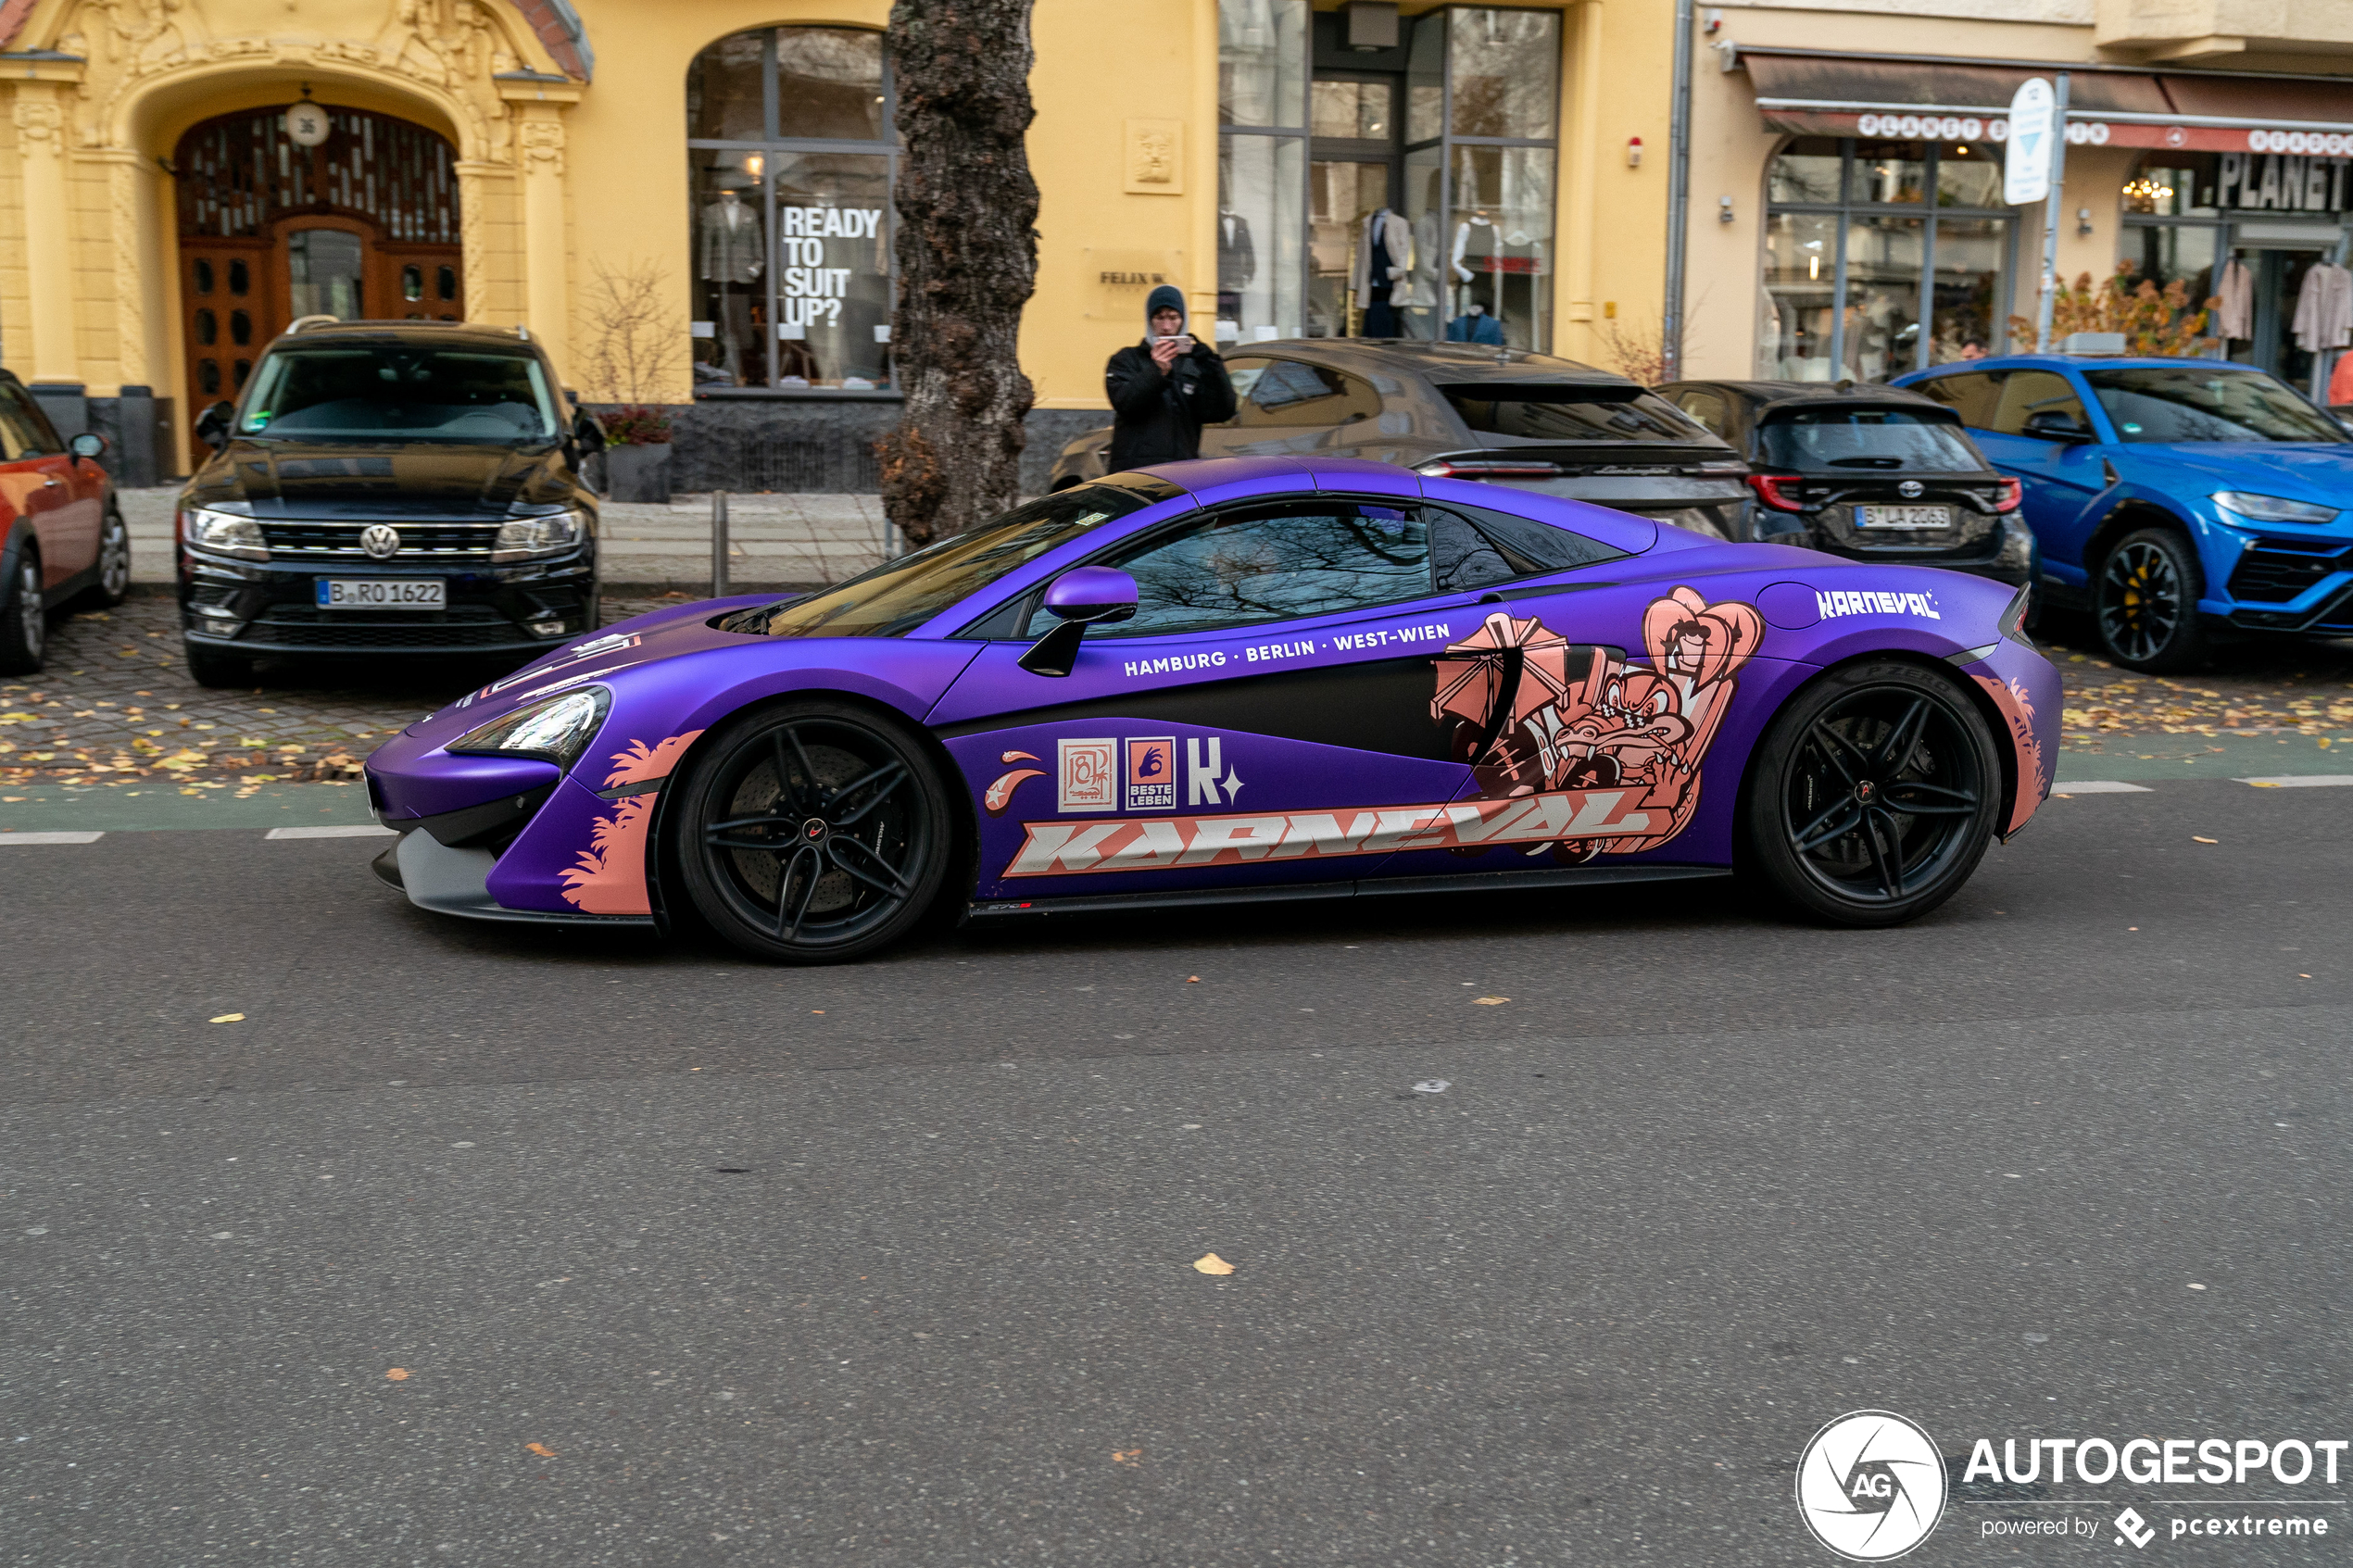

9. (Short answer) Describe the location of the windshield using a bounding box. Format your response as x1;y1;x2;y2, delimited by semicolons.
1757;407;1984;472
2083;367;2347;445
721;483;1163;639
1443;387;1717;445
239;346;561;441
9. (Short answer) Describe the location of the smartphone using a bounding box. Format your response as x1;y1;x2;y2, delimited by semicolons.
1154;333;1196;354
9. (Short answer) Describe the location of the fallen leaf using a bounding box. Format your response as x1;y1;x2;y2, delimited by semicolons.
1112;1449;1143;1466
2192;835;2218;844
524;1442;557;1458
384;1368;409;1380
1473;996;1509;1005
209;1012;245;1023
1187;975;1201;983
1193;1252;1235;1275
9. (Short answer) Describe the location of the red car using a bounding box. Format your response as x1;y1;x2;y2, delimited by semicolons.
0;369;129;673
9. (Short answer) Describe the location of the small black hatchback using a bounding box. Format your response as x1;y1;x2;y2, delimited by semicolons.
1654;380;2034;588
176;320;606;686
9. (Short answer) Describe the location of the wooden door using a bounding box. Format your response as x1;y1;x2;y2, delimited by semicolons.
181;241;274;422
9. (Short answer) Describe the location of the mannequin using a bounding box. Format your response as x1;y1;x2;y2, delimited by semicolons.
1351;206;1412;337
1217;206;1255;330
698;186;764;382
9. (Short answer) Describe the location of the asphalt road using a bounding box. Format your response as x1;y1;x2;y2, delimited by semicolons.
3;781;2348;1566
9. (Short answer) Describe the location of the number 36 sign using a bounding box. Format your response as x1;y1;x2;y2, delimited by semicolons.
283;102;331;148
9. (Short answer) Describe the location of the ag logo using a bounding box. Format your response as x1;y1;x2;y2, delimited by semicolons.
1795;1410;1947;1561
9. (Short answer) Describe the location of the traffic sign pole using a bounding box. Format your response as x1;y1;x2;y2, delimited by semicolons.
2035;73;2071;350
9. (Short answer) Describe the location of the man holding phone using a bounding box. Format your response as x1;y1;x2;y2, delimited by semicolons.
1104;283;1237;470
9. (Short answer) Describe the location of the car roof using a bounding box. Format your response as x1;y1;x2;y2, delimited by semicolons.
1668;378;1943;408
265;320;544;350
1224;338;1637;390
1901;353;2267;377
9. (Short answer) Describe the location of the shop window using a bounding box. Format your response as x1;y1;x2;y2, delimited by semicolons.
686;26;894;391
193;258;215;295
1760;137;2014;380
1219;0;1309;345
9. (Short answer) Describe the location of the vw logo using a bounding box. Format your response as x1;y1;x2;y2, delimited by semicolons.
1896;480;1924;500
360;524;401;559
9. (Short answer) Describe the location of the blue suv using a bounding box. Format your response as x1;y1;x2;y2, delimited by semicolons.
1894;354;2353;671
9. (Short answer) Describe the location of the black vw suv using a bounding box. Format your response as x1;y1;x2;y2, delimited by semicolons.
175;320;606;686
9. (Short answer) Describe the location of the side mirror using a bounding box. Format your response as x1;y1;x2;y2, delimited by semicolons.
571;408;607;453
1018;566;1138;677
194;400;235;451
68;432;106;460
2021;409;2093;444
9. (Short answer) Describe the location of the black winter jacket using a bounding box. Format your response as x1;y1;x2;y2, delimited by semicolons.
1104;341;1238;470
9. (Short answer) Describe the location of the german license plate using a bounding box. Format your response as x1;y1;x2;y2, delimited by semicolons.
1855;505;1953;532
316;578;445;609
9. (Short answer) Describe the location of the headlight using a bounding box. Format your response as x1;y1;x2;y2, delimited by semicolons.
491;508;587;563
182;506;267;560
447;685;610;771
2212;492;2339;525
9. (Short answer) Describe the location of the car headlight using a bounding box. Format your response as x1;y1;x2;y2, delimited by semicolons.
2212;492;2339;525
491;508;587;563
182;506;267;560
447;685;610;771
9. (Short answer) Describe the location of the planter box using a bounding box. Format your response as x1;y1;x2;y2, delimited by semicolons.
606;442;673;504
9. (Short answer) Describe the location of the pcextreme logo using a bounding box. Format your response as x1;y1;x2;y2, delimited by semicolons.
1797;1410;1950;1561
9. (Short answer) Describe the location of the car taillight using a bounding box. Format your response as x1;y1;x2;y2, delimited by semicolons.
1746;472;1807;512
1993;476;2022;513
1415;459;1564;480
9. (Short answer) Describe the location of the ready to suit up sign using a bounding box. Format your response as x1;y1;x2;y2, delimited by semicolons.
776;206;887;333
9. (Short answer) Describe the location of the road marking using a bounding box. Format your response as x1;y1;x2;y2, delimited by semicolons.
2236;775;2353;789
264;824;398;840
0;831;105;845
2049;781;2150;794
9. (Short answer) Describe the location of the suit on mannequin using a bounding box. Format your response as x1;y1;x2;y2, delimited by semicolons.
1351;207;1411;337
699;189;764;381
1217;208;1255;326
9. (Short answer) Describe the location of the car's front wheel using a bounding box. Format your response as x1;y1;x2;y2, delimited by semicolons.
673;700;953;964
76;504;131;609
2095;527;2209;671
0;542;45;676
1743;661;2002;927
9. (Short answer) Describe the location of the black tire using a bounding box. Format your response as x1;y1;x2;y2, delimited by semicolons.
72;504;131;610
185;643;255;688
0;539;46;676
2095;526;2209;672
673;699;952;964
1743;660;2003;927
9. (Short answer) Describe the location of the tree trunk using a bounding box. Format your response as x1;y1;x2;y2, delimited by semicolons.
877;0;1039;549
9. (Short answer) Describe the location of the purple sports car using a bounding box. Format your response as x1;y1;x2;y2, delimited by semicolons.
364;457;2058;964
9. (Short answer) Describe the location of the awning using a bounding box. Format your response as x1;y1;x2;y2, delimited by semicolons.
1740;48;2353;153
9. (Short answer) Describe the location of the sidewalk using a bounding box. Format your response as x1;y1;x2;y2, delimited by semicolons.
120;488;892;593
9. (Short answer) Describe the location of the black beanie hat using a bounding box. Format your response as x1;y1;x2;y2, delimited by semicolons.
1145;284;1186;328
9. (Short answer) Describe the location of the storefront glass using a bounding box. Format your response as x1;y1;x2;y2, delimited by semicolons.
1446;8;1558;141
1759;136;2012;379
1219;0;1310;343
686;26;895;391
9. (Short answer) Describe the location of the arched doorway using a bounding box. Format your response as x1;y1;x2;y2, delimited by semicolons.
173;105;464;418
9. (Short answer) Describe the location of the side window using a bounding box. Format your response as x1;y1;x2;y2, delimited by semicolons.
0;384;61;458
1911;370;2006;429
1233;359;1383;427
1434;502;1627;592
1042;500;1431;638
1220;357;1272;410
1674;389;1730;436
1987;370;2088;437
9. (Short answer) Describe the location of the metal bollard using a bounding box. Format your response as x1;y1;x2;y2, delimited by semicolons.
711;490;730;599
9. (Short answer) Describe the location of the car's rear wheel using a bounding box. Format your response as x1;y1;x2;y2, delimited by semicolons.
0;543;46;676
673;700;952;964
1743;661;2001;927
2095;527;2208;672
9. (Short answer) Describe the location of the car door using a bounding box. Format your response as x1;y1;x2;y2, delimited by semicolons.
934;493;1500;903
0;382;89;588
1969;369;2112;588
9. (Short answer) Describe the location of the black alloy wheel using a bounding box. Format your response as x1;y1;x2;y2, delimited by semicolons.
2095;527;2208;672
1744;661;2001;927
673;700;952;964
79;505;131;609
0;543;45;675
